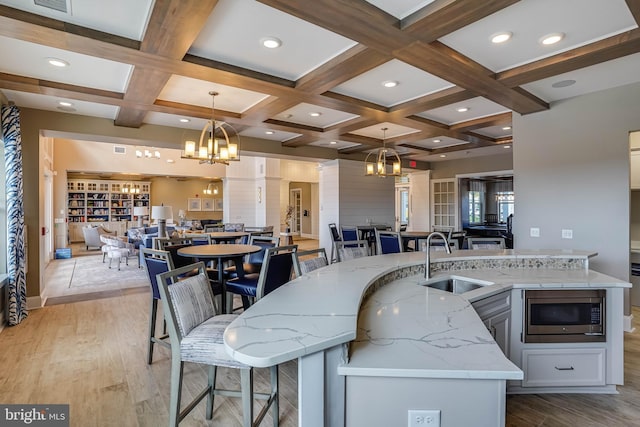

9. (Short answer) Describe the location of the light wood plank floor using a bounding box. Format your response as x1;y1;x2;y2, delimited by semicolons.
3;241;640;426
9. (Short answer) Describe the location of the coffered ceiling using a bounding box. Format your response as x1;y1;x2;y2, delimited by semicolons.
0;0;638;164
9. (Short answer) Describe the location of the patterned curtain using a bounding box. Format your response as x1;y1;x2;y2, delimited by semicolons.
2;105;28;325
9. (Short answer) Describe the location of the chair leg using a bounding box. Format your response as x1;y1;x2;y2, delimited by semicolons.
240;368;254;427
206;365;217;420
168;358;184;427
147;298;158;364
270;365;279;427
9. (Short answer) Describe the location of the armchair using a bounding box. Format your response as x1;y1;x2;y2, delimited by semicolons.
82;225;116;250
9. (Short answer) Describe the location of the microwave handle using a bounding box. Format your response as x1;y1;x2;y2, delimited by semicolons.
554;366;575;371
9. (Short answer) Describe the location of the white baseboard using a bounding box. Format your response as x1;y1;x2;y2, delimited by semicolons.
625;314;635;333
27;295;44;310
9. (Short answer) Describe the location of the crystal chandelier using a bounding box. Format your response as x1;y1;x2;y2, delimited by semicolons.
181;91;240;165
364;127;401;177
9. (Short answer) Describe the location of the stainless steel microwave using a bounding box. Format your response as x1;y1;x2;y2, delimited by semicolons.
524;289;605;343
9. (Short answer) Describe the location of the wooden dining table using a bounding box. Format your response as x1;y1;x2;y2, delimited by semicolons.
177;244;261;313
206;231;249;244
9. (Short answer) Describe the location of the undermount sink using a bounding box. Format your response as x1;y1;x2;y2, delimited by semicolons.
420;275;493;294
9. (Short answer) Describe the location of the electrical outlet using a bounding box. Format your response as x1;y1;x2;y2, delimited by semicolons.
408;410;441;427
562;229;573;239
530;227;540;237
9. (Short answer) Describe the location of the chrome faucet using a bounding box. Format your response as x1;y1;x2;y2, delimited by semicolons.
424;232;452;279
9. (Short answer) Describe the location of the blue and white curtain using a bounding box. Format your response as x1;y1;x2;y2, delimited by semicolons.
2;105;28;325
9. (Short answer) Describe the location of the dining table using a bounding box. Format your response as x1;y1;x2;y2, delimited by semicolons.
205;231;249;244
400;230;433;252
177;244;261;313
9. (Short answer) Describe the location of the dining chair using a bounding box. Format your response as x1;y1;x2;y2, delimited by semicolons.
157;238;196;269
335;240;370;262
428;237;459;251
432;225;454;241
467;237;506;250
157;262;279;427
224;235;281;280
375;229;403;255
293;247;329;277
225;245;297;311
340;225;359;241
328;223;342;263
141;248;174;364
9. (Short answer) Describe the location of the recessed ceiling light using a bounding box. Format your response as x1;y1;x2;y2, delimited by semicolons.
439;154;447;158
166;159;175;163
504;145;511;149
58;101;73;107
330;141;337;145
265;131;275;135
47;57;69;67
433;139;441;143
309;112;322;117
261;37;282;49
502;126;512;130
179;118;190;123
540;32;564;45
382;80;398;88
456;107;469;113
491;32;512;44
551;79;576;88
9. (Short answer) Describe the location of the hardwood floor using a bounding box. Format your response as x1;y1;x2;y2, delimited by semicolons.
4;243;640;426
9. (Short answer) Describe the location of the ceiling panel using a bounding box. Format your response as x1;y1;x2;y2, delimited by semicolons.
188;0;357;81
2;89;118;119
364;0;436;19
405;135;470;150
239;127;302;143
474;125;512;139
350;121;420;139
522;52;640;103
0;0;154;40
440;0;637;72
275;103;360;128
0;35;132;92
332;59;455;107
417;97;510;125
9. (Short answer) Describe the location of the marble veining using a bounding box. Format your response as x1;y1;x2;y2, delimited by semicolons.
224;249;627;375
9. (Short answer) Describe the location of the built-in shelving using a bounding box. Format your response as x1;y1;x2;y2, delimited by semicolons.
67;179;151;223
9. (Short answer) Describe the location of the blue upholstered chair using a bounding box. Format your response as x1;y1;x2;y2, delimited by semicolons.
157;263;279;427
225;245;297;311
340;225;359;241
328;223;342;263
293;247;329;277
375;229;403;255
141;248;174;364
224;235;280;280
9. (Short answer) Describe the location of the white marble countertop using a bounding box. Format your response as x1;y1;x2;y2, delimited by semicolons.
223;249;629;375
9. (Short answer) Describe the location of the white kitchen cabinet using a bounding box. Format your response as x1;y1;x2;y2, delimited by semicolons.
521;348;605;387
472;290;511;357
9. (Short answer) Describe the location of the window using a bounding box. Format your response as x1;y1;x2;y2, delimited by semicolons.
496;192;514;223
468;190;483;224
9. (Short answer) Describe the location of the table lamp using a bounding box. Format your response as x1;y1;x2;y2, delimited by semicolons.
151;205;173;238
178;209;186;226
133;206;149;228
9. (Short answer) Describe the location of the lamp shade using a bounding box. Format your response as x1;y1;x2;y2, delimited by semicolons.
178;209;186;218
151;205;173;220
133;206;149;216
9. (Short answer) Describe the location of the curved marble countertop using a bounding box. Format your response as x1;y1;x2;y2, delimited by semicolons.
223;249;630;377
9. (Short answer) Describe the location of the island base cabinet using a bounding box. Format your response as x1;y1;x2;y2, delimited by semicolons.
344;376;507;427
522;348;605;388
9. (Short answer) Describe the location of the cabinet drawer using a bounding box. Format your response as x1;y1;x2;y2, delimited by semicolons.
522;348;605;387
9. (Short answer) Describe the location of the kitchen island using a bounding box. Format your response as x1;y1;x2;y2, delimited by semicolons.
224;249;630;427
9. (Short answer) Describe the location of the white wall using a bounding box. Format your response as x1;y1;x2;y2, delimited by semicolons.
408;170;430;231
514;82;640;313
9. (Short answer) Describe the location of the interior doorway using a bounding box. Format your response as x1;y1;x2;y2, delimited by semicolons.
395;186;409;231
289;188;302;234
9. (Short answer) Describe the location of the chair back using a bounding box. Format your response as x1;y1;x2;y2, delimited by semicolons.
398;223;408;232
156;262;215;342
256;245;297;300
340;226;359;241
293;248;329;276
224;223;245;232
141;248;174;300
467;237;506;250
428;238;459;252
156;237;194;250
190;234;212;245
432;225;454;241
247;235;280;264
328;223;342;242
375;230;403;254
335;240;369;262
204;224;223;233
